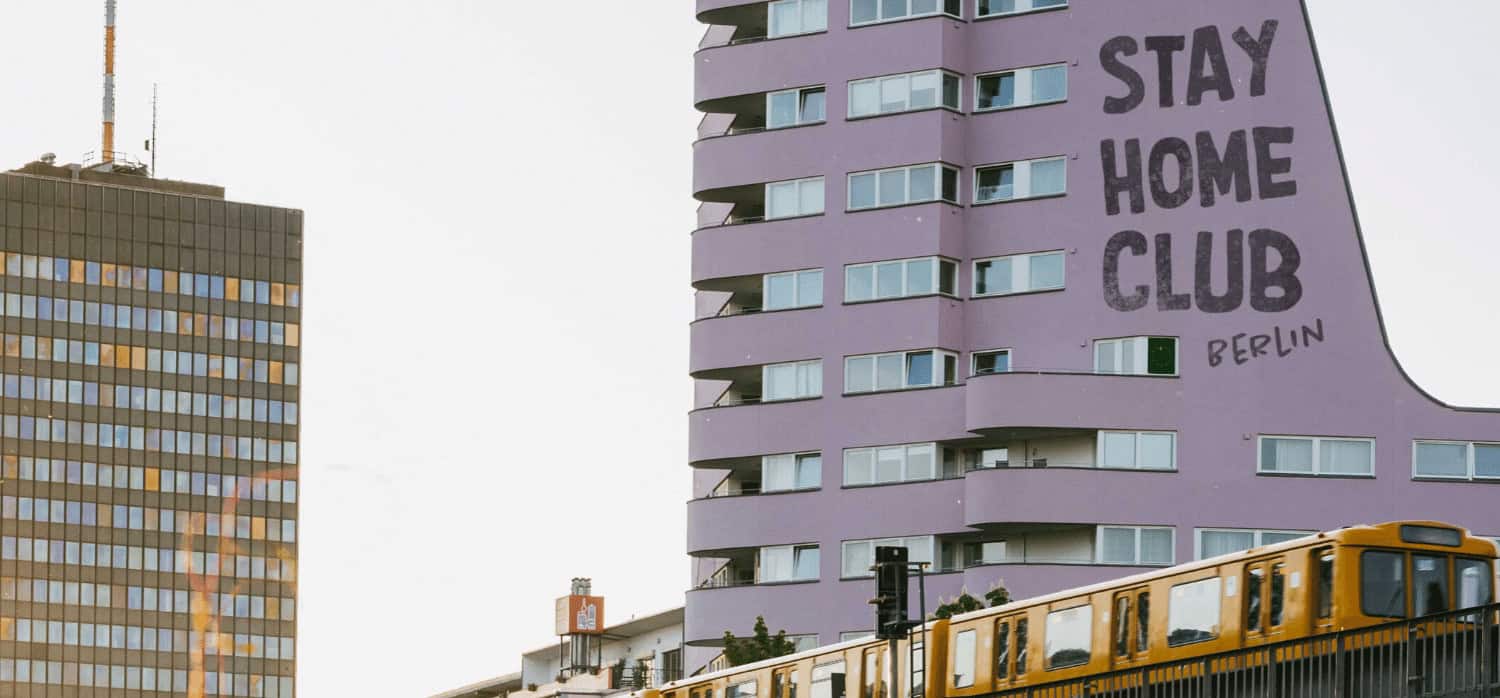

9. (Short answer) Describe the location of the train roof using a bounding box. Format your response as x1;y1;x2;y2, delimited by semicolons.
948;520;1489;625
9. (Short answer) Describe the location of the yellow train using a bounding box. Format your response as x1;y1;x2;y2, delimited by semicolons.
653;521;1496;698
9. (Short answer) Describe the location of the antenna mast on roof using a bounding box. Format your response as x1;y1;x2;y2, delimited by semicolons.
149;83;158;176
102;0;117;163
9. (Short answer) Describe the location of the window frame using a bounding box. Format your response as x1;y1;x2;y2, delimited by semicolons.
1257;435;1376;477
973;156;1067;204
847;69;963;119
1096;431;1177;471
1412;440;1500;481
768;0;830;38
971;250;1066;298
764;176;826;220
971;348;1012;376
767;86;829;129
1192;528;1314;560
761;452;823;493
843;442;941;487
763;268;825;312
1096;526;1176;566
844;256;958;304
843;349;959;394
849;0;962;27
761;359;823;402
975;0;1068;19
846;163;960;211
840;536;934;579
973;63;1069;112
758;544;821;584
1093;336;1179;377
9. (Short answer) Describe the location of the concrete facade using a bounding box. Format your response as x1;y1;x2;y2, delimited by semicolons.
686;0;1500;668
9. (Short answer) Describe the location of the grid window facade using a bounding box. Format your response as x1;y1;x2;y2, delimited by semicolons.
0;172;301;696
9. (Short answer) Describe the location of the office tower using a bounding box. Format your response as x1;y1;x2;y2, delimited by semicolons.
1;159;301;695
685;0;1500;666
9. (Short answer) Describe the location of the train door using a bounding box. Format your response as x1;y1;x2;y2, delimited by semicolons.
1242;560;1288;645
1311;546;1336;633
1110;588;1150;667
991;613;1030;688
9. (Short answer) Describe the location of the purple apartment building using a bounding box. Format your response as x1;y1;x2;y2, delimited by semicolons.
685;0;1500;666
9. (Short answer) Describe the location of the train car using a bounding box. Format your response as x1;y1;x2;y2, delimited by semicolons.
654;620;950;698
655;521;1495;698
942;521;1497;694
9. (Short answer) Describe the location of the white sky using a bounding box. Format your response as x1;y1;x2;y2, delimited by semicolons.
0;2;1495;696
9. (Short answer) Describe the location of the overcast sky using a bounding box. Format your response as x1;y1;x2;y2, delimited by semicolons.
0;2;1495;696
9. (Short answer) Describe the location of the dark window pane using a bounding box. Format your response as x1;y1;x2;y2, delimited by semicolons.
1317;549;1335;618
1014;620;1028;674
1361;550;1406;618
995;622;1009;679
1147;337;1177;375
1413;554;1449;616
1114;598;1130;657
941;168;958;202
938;261;956;295
1246;568;1264;632
1270;564;1286;626
1136;593;1150;651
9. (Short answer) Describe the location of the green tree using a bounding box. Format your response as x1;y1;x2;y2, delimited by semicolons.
932;593;984;619
984;583;1011;608
722;616;797;667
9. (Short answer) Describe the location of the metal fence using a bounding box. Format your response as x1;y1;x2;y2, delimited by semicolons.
993;603;1498;698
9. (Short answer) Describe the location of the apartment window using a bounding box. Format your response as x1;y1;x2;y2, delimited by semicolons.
972;251;1065;297
844;443;938;486
1098;526;1174;566
974;157;1066;203
770;0;829;37
848;70;961;118
764;453;822;492
769;87;828;129
841;536;933;578
1098;431;1176;470
975;64;1067;111
763;360;822;402
848;163;959;210
850;0;961;26
844;350;957;394
972;349;1011;376
765;269;824;311
977;0;1066;18
759;545;820;583
1094;336;1178;376
1196;529;1313;559
1413;441;1500;480
766;177;826;220
845;257;957;302
1259;436;1375;476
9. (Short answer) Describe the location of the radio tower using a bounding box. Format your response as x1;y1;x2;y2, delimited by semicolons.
102;0;117;164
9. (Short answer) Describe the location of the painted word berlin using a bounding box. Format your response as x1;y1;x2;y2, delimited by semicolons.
1096;18;1325;365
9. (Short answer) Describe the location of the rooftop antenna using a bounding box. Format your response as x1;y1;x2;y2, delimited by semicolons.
102;0;117;164
148;83;158;176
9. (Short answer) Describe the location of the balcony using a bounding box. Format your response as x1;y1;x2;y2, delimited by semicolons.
687;478;965;555
965;370;1184;436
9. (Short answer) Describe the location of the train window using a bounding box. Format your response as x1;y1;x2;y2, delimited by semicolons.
1413;555;1450;616
953;629;976;688
1136;593;1150;652
995;622;1010;679
1316;548;1335;618
1113;597;1129;657
1167;577;1222;646
1457;559;1494;608
1015;620;1029;675
910;643;924;697
774;669;798;698
1245;567;1264;632
1269;564;1286;626
864;649;883;698
811;661;846;698
1045;605;1092;670
1360;550;1406;618
729;681;759;698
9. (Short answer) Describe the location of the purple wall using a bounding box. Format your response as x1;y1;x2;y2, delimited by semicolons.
687;0;1500;665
